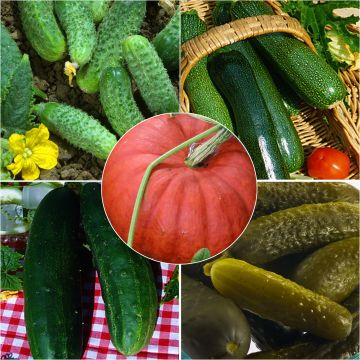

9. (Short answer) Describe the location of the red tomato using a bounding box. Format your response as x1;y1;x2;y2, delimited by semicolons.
307;148;350;179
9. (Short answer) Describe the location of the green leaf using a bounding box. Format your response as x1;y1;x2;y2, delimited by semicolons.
191;247;211;262
1;246;23;291
161;265;178;304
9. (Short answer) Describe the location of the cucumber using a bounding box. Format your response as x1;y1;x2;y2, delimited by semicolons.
54;1;96;67
152;9;180;72
293;237;359;302
76;0;146;94
123;35;179;114
1;22;22;102
181;11;233;131
18;1;66;62
24;187;82;359
182;274;251;359
254;182;359;218
100;66;144;136
212;1;233;25
81;183;158;355
231;202;359;264
208;51;289;179
205;258;352;341
231;1;346;109
84;0;111;23
34;102;117;160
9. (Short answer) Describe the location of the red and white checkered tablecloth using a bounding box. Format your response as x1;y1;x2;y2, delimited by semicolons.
1;263;179;360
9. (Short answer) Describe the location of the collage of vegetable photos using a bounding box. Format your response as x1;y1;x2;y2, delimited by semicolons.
0;0;359;359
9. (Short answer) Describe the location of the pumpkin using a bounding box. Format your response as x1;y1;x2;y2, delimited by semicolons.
102;113;256;263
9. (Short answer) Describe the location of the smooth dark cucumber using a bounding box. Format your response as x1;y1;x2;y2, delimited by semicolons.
208;51;289;179
293;237;359;302
81;183;158;356
206;258;353;341
24;187;82;359
231;1;346;109
231;202;359;264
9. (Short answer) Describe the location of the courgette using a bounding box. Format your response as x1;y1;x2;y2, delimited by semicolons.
18;1;66;62
293;237;359;302
208;51;289;179
181;11;233;131
77;0;146;93
81;183;158;356
152;9;180;72
231;202;359;264
123;35;179;114
231;1;346;109
24;187;82;359
99;65;144;136
205;258;352;340
182;273;251;359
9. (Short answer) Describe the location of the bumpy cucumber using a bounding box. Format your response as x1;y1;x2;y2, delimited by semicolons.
231;202;359;264
293;237;359;302
212;1;232;25
181;11;233;131
54;1;96;66
205;258;352;341
1;22;22;102
1;55;33;138
254;182;359;218
182;274;251;359
231;1;346;109
77;1;146;94
24;187;82;359
152;9;180;72
99;66;144;136
123;35;179;114
18;1;66;62
84;0;111;23
34;102;117;160
81;183;158;355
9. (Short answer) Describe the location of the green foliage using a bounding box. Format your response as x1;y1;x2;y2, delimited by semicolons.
1;246;23;291
161;265;179;304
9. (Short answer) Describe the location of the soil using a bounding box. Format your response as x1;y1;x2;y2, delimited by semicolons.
1;1;178;180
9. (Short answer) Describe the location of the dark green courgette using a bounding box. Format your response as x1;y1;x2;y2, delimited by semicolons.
208;50;289;179
230;1;346;109
24;187;82;359
81;183;158;356
231;202;359;264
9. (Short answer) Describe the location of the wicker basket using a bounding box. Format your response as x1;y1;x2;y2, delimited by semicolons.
180;0;359;179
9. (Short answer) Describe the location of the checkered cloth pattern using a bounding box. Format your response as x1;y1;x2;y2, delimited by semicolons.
1;263;179;359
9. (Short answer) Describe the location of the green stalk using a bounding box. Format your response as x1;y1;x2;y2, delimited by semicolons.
127;124;223;248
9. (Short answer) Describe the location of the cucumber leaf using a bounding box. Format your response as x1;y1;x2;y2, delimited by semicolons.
191;247;211;262
1;246;23;291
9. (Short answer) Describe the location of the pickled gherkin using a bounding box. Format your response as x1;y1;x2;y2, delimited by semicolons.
205;258;352;341
231;202;359;264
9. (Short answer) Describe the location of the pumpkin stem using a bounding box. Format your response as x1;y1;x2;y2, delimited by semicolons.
127;124;223;249
185;127;231;168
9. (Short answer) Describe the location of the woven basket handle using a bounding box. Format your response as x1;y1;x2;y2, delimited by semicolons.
180;14;316;110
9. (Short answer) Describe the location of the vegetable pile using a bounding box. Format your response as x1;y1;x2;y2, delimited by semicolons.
1;1;179;180
181;1;354;179
182;182;359;359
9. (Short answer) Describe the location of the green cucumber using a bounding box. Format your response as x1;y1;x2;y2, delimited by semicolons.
54;1;96;67
123;35;179;114
182;274;251;359
100;65;144;136
81;183;158;355
231;1;346;109
231;202;359;264
181;11;233;131
254;182;359;218
77;1;146;94
84;0;111;23
18;1;66;62
212;1;233;25
1;22;22;102
206;258;353;341
34;102;117;160
24;187;82;359
208;51;289;179
152;9;180;72
293;237;359;302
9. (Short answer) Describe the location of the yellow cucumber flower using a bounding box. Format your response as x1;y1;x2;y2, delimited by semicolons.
7;124;59;180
